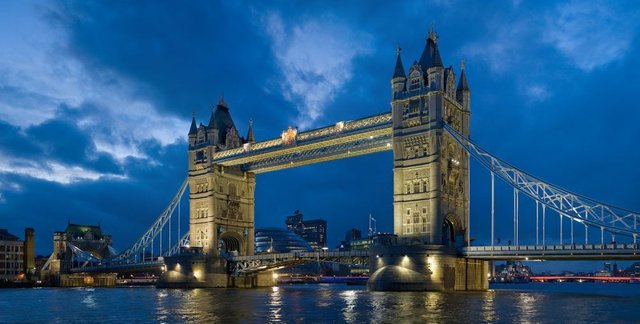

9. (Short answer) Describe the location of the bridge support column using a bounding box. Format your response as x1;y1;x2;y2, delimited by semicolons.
156;253;277;288
157;253;231;288
368;245;488;291
232;271;277;288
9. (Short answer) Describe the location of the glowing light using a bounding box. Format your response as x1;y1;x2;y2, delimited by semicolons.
272;272;279;280
386;143;391;147
525;257;529;261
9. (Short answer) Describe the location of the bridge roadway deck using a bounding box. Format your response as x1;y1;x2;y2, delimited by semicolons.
70;260;164;273
70;251;371;274
231;250;371;275
462;243;640;260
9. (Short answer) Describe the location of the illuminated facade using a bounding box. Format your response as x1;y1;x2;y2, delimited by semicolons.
390;29;470;246
188;97;256;257
0;229;23;282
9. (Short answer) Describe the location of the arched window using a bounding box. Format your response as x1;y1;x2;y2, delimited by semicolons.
409;70;421;91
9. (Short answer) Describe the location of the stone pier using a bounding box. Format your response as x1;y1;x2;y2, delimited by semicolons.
368;245;488;291
156;252;276;288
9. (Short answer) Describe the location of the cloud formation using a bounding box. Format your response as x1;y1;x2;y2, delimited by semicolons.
0;2;188;185
263;12;372;129
543;1;638;71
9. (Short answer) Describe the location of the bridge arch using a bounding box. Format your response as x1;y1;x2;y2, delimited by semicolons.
219;231;244;256
442;214;459;246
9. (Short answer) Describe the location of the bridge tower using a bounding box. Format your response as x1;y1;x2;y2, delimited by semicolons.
187;97;256;258
370;30;485;291
391;29;470;246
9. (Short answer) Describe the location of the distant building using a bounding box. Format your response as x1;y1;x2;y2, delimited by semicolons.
0;229;23;282
254;228;312;254
345;228;362;242
42;223;114;279
285;210;327;250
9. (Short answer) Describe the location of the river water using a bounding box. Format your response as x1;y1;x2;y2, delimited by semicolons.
1;283;639;323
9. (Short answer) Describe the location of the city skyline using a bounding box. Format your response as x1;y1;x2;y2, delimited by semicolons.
1;1;640;272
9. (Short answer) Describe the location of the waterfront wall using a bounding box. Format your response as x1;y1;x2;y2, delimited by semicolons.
58;273;117;287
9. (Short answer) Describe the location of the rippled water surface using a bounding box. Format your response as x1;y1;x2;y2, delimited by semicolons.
1;283;639;323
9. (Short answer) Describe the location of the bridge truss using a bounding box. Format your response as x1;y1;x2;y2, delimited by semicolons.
44;178;192;274
444;123;640;259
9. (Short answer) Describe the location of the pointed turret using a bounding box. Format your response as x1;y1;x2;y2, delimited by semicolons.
247;119;255;143
418;37;436;70
457;60;469;91
189;112;197;135
392;46;406;79
206;93;237;147
456;60;470;112
188;112;198;146
391;46;407;95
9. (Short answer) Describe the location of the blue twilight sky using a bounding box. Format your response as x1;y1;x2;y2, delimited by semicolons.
1;1;639;272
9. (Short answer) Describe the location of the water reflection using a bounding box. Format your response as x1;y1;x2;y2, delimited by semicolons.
368;291;390;323
482;290;496;322
2;284;637;322
340;290;358;322
516;292;537;322
269;286;283;322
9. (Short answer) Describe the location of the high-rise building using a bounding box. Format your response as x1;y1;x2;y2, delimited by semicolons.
284;210;327;250
344;228;362;242
0;229;24;282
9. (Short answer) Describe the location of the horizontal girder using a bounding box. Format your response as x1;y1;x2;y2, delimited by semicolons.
211;112;393;173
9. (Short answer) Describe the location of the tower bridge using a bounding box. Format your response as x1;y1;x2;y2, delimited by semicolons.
58;30;640;291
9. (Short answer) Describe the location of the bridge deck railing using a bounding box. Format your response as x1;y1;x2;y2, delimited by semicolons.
231;250;370;262
466;243;639;252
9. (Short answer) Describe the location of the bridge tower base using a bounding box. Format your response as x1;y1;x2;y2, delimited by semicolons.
156;254;276;288
367;245;488;291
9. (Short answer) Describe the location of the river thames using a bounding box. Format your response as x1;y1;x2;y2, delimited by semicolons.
1;283;639;323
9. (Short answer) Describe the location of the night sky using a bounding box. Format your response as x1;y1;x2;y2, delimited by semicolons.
1;1;639;272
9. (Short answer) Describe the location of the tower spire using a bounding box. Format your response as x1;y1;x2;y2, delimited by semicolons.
218;92;227;107
189;112;197;135
457;60;469;91
392;45;406;79
247;118;255;143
